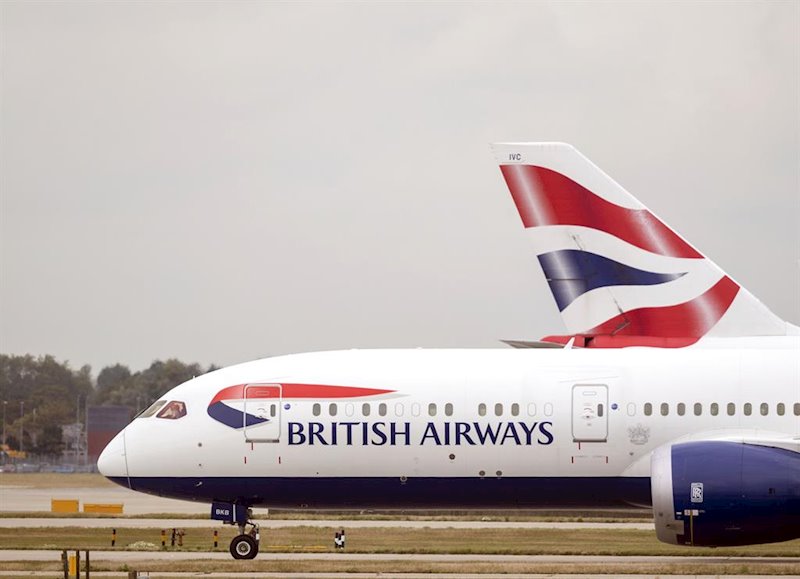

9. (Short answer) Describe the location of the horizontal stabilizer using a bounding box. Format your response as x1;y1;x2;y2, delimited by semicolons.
501;340;567;349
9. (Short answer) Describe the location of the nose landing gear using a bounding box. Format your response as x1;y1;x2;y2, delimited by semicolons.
230;521;260;560
211;501;261;560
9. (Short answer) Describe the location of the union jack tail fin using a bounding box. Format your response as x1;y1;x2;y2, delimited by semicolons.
492;142;797;347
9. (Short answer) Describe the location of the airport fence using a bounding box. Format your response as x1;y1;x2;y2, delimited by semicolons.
0;456;97;473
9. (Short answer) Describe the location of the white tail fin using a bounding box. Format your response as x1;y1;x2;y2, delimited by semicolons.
492;142;794;347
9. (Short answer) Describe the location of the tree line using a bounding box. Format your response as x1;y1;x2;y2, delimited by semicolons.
0;354;218;455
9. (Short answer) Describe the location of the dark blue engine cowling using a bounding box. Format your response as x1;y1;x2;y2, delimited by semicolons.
652;441;800;547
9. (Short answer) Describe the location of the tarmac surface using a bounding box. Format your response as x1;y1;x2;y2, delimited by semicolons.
1;485;206;514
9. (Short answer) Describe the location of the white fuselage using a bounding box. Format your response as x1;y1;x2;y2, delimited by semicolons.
100;337;799;509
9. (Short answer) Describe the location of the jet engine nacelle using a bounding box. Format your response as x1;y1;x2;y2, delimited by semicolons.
651;440;800;547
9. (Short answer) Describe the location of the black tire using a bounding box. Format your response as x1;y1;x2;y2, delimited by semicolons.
230;534;258;560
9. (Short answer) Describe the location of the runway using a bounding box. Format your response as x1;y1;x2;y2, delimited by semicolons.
0;485;207;514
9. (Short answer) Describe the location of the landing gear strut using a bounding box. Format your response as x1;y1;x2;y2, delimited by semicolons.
211;502;261;560
229;517;260;560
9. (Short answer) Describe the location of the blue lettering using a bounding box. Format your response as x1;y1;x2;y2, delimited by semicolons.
371;422;388;445
420;422;442;445
391;422;411;446
500;422;521;445
341;422;358;445
288;422;306;445
287;420;551;447
455;422;475;445
473;422;502;444
309;422;328;445
518;421;538;445
538;421;554;445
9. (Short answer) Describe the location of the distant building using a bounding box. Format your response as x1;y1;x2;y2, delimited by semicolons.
87;406;132;462
61;422;86;464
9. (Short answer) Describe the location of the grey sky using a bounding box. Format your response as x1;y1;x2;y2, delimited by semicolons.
1;2;798;373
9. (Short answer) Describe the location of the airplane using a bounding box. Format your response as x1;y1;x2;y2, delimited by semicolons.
98;142;800;559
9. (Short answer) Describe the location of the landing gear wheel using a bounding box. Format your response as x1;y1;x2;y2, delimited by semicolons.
230;534;258;560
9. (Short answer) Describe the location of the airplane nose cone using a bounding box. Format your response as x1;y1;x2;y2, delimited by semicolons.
97;429;128;484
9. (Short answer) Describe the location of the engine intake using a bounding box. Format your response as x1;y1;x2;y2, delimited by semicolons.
651;440;800;547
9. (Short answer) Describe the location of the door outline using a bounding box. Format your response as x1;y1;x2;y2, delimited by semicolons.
571;384;608;442
243;383;282;443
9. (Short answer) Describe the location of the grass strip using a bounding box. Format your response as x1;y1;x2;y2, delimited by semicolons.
0;526;798;557
1;559;800;575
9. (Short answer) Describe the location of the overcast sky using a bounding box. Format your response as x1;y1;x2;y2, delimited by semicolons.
1;1;798;374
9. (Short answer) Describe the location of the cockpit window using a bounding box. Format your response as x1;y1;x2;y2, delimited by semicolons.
156;401;187;420
139;400;167;418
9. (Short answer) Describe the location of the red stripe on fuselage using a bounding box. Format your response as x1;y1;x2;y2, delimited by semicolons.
499;164;702;259
209;383;395;406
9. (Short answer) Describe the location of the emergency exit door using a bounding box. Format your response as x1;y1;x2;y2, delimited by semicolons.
572;384;608;442
243;384;282;443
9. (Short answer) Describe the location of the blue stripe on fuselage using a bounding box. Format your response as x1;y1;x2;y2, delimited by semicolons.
207;401;269;430
109;476;652;509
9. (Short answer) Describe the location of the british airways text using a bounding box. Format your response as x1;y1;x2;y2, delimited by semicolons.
287;421;554;446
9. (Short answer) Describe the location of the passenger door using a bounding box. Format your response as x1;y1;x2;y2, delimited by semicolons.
243;384;282;443
572;384;608;442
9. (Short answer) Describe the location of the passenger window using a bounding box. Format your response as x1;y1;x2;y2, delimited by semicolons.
693;403;702;416
270;404;277;418
329;403;338;417
794;402;800;416
156;401;186;420
362;403;371;417
626;403;636;417
312;403;321;417
644;403;652;416
743;403;752;416
411;403;420;417
428;403;437;417
527;403;537;416
710;402;719;416
478;403;486;417
140;400;166;418
345;403;354;417
378;403;387;417
394;403;404;417
494;403;503;417
760;403;768;416
660;403;669;416
677;403;685;416
727;402;735;416
777;403;785;416
444;403;453;416
511;403;519;416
